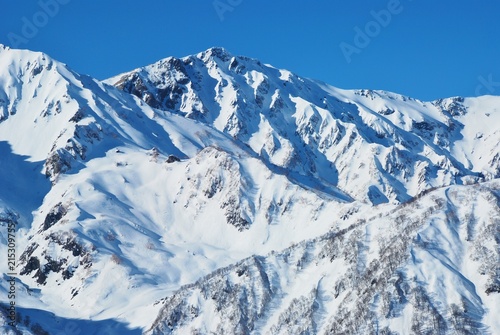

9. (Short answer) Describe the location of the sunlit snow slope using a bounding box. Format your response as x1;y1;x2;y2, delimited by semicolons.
107;47;500;204
148;181;500;334
0;44;499;334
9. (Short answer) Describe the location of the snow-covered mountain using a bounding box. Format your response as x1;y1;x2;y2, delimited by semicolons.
0;44;498;334
105;47;500;204
148;181;500;335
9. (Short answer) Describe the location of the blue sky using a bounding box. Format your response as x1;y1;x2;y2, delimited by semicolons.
1;0;499;100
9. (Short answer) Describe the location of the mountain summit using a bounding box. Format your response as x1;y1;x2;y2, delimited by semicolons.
107;47;500;204
0;47;498;334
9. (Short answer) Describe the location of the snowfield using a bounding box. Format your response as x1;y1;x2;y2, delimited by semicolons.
0;44;498;334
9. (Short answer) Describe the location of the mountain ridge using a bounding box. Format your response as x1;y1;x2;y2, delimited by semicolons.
106;47;500;203
0;46;498;334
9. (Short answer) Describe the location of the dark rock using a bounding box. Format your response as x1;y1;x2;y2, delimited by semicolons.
485;284;500;295
69;108;84;122
20;256;40;275
42;202;68;231
44;151;72;179
166;155;181;163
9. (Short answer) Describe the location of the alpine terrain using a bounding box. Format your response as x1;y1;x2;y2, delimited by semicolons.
0;44;498;334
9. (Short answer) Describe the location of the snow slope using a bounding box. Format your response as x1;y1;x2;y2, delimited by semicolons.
0;45;351;333
0;44;498;334
148;181;500;334
106;47;500;204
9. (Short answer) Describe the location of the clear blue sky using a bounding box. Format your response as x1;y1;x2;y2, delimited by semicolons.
1;0;499;101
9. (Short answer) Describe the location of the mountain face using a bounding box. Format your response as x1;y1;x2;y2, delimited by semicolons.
0;44;498;335
148;181;500;335
105;47;500;204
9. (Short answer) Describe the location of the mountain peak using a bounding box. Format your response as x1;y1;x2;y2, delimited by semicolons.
106;47;500;205
197;46;233;62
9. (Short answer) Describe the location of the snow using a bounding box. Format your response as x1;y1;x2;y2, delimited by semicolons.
0;46;499;334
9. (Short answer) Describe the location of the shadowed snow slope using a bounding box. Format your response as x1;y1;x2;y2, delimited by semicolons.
0;45;498;334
